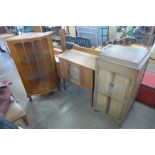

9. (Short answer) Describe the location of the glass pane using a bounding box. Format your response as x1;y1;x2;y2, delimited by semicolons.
41;38;53;74
15;43;37;93
24;42;39;80
33;40;47;80
15;43;27;63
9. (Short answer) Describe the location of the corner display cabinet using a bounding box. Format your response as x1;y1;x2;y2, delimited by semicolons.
93;45;150;123
7;32;59;101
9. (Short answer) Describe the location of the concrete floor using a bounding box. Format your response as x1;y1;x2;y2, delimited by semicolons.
0;51;155;129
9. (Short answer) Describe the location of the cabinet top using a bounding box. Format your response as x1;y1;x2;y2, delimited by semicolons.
57;49;97;70
0;33;16;39
6;32;52;42
98;45;150;69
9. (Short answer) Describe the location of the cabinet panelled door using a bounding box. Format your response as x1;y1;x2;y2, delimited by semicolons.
95;67;133;119
94;45;150;123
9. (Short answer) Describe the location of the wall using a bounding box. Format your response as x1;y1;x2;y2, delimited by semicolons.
109;26;117;41
68;26;76;37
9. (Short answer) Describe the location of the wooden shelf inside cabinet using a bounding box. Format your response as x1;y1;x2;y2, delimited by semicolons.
7;32;59;101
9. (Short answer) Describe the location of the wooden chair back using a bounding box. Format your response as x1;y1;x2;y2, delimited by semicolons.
73;44;100;56
59;29;66;52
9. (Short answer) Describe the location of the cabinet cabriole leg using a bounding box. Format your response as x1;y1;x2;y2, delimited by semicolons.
27;95;32;102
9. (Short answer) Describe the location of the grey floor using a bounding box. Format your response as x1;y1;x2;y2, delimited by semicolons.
0;51;155;129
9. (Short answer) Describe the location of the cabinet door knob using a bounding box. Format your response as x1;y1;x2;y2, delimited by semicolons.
110;83;114;87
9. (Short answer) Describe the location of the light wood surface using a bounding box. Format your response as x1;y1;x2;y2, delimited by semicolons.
80;67;94;90
129;44;149;49
7;32;52;42
59;59;69;79
0;33;16;54
53;42;63;55
33;26;42;32
7;32;59;101
53;42;61;49
59;29;66;52
57;49;96;106
54;48;62;55
73;44;100;55
59;57;94;106
99;45;149;69
94;45;150;123
59;58;94;91
0;33;16;40
57;49;97;70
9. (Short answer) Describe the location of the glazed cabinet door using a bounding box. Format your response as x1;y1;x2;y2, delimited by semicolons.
7;33;59;100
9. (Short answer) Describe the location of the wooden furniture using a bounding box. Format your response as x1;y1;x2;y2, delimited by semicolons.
7;32;59;101
5;96;29;125
57;49;97;106
59;29;66;52
132;26;155;47
73;44;100;56
59;28;93;51
0;33;16;41
33;26;42;32
65;35;91;49
93;45;150;123
129;44;149;49
53;42;63;55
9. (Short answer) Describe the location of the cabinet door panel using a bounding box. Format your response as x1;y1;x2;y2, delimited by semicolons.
95;93;108;112
108;99;124;121
97;69;113;95
111;74;131;101
69;64;80;84
80;67;93;90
